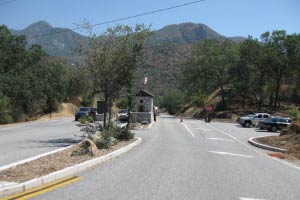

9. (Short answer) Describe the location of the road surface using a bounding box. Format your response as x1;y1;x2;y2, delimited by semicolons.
0;118;81;167
29;115;300;200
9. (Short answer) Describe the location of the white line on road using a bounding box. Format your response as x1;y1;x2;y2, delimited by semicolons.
207;137;234;142
209;151;254;158
194;127;211;131
181;122;195;138
206;122;300;171
205;123;260;154
240;198;267;200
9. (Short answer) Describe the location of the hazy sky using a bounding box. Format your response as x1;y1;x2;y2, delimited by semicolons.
0;0;299;38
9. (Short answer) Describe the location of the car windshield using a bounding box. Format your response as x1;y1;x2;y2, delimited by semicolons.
79;107;90;112
118;109;127;113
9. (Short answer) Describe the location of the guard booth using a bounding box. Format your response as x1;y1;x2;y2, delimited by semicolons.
131;90;154;124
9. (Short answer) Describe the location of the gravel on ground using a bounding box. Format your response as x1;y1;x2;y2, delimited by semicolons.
0;139;135;183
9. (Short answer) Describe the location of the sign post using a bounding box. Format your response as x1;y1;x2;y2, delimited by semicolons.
205;105;213;123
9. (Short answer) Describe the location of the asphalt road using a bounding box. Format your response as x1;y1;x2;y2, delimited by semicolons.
30;115;300;200
0;118;81;167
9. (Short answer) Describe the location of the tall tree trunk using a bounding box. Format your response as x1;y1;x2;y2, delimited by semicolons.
103;94;108;128
127;95;132;129
108;99;112;124
274;72;283;109
242;94;246;108
220;86;225;109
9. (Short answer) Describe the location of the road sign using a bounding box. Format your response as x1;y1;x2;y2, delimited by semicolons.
97;101;107;114
206;105;213;112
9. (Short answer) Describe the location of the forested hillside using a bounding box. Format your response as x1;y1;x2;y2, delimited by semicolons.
0;25;93;124
9;21;245;98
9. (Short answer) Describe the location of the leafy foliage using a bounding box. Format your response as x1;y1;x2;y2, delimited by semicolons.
158;90;185;114
0;25;88;124
287;105;300;122
181;31;300;111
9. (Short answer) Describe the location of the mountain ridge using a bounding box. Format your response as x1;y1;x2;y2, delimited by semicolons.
9;21;245;61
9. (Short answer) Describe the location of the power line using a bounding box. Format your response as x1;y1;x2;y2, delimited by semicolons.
27;0;205;39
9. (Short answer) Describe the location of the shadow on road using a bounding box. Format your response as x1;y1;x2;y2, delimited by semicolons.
31;137;80;148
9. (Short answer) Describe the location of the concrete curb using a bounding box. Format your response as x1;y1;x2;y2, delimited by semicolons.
0;137;142;198
248;136;287;153
0;145;74;172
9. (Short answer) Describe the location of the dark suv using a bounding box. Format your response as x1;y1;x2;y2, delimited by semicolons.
75;107;91;121
259;117;292;132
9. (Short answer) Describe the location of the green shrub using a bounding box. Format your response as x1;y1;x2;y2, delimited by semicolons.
79;116;94;124
116;97;128;109
94;137;111;149
114;128;134;141
0;95;12;124
287;105;300;122
94;123;116;149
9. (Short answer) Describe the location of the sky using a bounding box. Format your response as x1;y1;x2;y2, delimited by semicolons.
0;0;299;38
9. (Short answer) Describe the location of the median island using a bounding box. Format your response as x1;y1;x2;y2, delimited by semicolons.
254;122;300;160
0;119;139;183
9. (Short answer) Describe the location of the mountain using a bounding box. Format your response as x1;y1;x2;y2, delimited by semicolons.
11;21;87;62
150;22;224;44
9;21;245;96
10;21;245;61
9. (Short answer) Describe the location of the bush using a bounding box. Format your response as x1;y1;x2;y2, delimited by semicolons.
79;116;94;124
158;90;184;115
94;137;111;149
0;95;12;124
287;105;300;122
116;97;128;109
114;128;134;141
94;123;116;149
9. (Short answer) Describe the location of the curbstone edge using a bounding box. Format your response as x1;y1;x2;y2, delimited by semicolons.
0;137;142;198
248;136;287;153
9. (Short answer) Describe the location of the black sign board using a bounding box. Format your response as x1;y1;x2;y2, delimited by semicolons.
97;101;107;114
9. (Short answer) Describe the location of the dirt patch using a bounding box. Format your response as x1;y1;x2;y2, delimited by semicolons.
0;139;136;183
255;134;300;160
37;103;78;121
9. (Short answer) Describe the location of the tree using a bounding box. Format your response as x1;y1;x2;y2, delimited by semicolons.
183;39;239;108
85;25;150;128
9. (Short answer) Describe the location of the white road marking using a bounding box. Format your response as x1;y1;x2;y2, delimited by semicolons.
209;151;254;158
206;122;300;171
205;123;260;153
207;137;234;142
194;127;211;131
240;198;267;200
181;122;195;138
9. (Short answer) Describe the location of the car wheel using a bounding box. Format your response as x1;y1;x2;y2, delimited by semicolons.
245;122;250;128
271;126;277;132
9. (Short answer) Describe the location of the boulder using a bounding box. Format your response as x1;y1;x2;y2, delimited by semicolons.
71;139;98;156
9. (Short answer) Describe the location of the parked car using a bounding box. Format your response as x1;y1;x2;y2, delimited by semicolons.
117;109;128;122
75;107;90;121
237;113;270;127
259;116;292;132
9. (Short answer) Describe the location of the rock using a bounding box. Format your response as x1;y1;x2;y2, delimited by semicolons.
71;139;98;156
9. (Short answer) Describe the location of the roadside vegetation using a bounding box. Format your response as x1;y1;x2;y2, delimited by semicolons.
0;25;92;124
159;30;300;116
80;24;151;129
